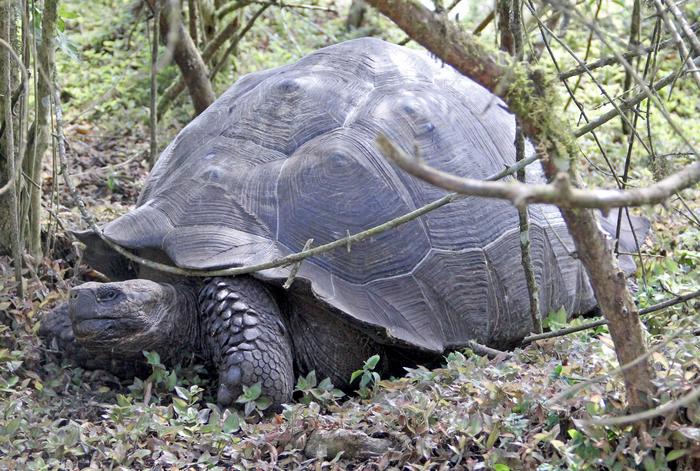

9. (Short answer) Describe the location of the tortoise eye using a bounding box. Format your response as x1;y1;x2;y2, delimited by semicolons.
97;289;119;302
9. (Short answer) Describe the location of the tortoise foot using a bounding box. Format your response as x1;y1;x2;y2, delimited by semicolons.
199;277;294;409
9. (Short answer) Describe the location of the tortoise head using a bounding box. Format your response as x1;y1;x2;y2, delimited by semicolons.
68;279;192;360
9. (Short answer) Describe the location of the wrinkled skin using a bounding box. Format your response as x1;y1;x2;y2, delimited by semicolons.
42;280;198;377
69;280;194;358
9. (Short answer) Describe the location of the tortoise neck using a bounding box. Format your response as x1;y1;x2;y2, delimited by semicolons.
154;279;202;364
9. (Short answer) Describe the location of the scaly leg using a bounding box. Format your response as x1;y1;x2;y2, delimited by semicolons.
199;277;294;408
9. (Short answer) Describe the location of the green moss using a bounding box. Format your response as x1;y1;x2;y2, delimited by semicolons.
504;62;576;171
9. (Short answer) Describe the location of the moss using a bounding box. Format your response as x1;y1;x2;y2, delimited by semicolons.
504;62;577;171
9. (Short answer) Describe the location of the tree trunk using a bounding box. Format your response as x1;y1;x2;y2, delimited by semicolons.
24;0;57;260
0;0;18;256
154;0;215;115
0;0;24;297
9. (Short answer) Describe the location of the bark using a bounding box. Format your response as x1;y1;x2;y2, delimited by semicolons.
152;0;215;115
25;0;57;260
0;0;24;297
0;0;17;256
158;10;240;118
366;0;655;414
346;0;367;30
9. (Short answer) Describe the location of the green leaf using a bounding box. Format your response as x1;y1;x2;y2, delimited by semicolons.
2;418;21;437
365;354;380;370
494;465;511;471
165;371;177;391
255;396;272;411
222;413;240;433
667;449;687;462
318;377;333;391
306;371;317;388
350;369;363;384
174;386;190;401
143;351;160;366
359;373;371;389
246;382;262;401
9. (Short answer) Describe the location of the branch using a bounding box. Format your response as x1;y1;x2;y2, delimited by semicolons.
573;56;700;137
578;383;700;427
377;135;700;209
0;38;29;197
558;22;699;80
521;289;700;345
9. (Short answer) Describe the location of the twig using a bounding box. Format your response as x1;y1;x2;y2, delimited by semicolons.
500;0;542;334
571;58;699;137
663;2;700;57
149;2;160;168
653;0;700;88
473;9;494;36
521;289;700;345
283;238;313;289
209;5;271;83
579;382;700;427
0;38;29;197
558;22;700;80
377;135;699;209
466;340;511;360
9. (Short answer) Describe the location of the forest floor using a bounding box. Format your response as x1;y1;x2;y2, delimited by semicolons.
2;1;700;469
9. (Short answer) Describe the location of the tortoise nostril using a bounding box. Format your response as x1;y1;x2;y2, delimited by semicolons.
70;291;79;300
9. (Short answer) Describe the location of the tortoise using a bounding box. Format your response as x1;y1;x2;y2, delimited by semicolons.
41;37;642;408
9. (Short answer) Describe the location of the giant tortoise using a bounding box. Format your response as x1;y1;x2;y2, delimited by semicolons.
42;38;639;407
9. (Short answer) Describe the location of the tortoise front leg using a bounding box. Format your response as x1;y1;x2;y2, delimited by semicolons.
199;277;294;408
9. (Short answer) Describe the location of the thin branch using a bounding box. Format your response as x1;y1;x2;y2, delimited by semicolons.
573;56;700;137
377;135;700;209
0;38;29;197
63;116;537;278
149;3;160;167
521;289;700;345
654;0;700;88
209;4;271;82
558;22;699;80
466;340;511;360
579;383;700;427
662;1;700;57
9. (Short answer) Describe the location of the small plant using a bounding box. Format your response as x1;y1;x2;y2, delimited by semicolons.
236;382;272;417
125;351;178;405
543;307;568;330
294;370;344;407
350;354;381;400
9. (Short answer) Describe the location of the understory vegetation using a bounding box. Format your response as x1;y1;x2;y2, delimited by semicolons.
0;0;699;469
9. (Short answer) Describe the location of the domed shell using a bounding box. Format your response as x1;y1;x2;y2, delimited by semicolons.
103;38;595;351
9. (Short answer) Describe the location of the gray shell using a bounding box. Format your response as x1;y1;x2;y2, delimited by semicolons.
102;38;596;351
